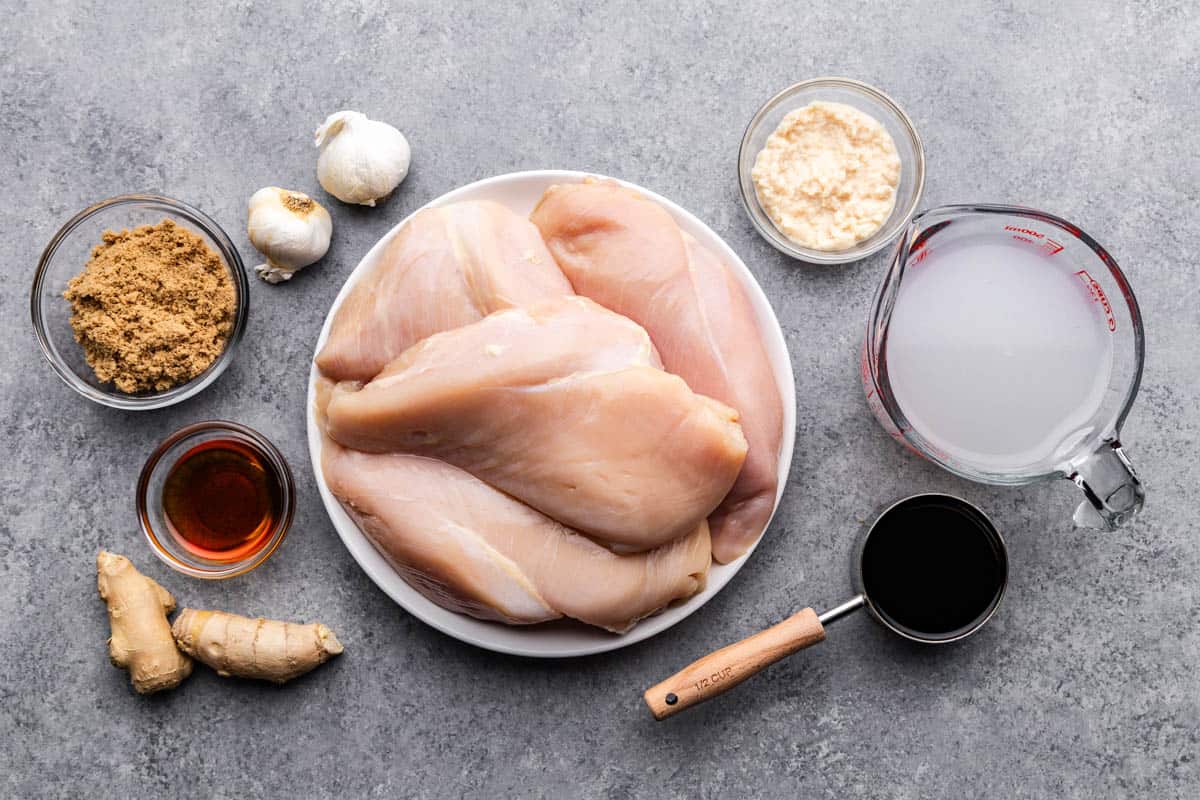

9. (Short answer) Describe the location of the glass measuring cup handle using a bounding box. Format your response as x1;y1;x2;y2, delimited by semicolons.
1069;439;1144;530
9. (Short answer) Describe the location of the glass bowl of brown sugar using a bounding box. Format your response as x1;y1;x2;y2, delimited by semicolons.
31;195;249;410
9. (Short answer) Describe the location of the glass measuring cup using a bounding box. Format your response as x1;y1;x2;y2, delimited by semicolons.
861;205;1144;530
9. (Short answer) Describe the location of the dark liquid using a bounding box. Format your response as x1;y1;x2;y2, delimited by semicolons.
161;439;284;562
861;496;1006;640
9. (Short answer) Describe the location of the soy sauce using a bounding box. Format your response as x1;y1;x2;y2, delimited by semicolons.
861;495;1005;640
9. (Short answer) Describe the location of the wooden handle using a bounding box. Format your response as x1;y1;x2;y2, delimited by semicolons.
643;608;826;720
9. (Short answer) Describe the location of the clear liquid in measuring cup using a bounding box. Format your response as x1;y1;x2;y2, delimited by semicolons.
885;233;1114;475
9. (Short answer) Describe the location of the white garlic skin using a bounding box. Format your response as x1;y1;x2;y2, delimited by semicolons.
247;187;333;284
314;111;411;207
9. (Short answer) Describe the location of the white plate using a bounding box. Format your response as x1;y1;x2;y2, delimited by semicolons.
307;170;796;657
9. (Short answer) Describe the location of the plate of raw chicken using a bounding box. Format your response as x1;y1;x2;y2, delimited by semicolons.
308;170;794;657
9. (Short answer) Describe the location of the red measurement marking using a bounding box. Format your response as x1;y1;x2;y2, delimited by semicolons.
1075;270;1117;331
1006;225;1065;257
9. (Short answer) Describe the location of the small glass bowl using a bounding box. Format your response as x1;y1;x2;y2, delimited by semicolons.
738;77;926;264
31;195;249;410
137;421;295;579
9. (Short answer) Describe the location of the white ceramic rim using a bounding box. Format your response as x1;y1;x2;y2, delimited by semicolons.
306;170;796;657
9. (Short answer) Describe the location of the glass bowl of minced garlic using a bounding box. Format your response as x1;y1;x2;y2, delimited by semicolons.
32;195;248;410
738;77;926;264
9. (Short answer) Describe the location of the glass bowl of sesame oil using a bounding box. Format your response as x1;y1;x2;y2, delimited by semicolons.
137;420;295;579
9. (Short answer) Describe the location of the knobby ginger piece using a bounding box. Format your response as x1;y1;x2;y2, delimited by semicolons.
172;609;343;684
96;551;193;694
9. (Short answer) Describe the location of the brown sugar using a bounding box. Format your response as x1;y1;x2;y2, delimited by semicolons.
64;220;236;393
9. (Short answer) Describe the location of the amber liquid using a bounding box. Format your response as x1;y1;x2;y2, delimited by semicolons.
161;439;284;562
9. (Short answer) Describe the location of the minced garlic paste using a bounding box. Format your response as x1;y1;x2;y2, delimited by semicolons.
752;101;901;251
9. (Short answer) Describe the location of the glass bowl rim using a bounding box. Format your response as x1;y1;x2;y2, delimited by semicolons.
136;419;295;579
30;193;249;410
738;76;927;264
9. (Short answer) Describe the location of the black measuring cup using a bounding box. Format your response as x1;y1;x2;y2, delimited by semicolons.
644;494;1008;719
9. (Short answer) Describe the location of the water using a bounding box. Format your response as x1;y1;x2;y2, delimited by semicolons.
885;234;1114;475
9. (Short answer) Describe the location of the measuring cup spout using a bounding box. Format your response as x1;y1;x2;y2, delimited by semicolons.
1070;439;1144;530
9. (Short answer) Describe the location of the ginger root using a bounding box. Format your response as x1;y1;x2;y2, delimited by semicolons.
172;609;343;684
96;551;193;694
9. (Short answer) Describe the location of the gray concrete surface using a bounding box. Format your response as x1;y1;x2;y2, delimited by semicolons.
2;1;1197;797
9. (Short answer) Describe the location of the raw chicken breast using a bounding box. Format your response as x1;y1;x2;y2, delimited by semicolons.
531;180;785;563
358;294;663;393
321;439;711;633
315;200;573;382
324;297;748;551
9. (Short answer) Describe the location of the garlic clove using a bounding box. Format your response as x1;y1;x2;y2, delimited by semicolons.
314;110;411;207
247;187;332;284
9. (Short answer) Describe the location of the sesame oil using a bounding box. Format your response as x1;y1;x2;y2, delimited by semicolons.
161;438;284;562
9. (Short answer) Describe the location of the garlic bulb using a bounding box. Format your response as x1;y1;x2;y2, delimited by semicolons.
247;187;333;284
314;111;411;206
